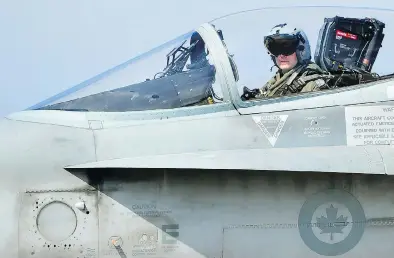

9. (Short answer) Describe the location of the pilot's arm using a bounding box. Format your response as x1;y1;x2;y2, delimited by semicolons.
240;81;271;100
241;75;279;100
240;87;262;101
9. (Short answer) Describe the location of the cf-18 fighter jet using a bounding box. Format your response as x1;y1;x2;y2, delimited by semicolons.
2;6;394;258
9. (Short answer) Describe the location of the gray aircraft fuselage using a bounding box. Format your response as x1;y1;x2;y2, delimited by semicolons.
2;77;394;257
3;13;394;257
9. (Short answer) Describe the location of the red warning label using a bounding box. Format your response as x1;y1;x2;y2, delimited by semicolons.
336;30;358;40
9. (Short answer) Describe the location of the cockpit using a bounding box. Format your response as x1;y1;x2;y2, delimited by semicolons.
30;6;394;113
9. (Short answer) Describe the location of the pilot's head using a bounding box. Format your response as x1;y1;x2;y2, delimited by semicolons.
264;23;311;72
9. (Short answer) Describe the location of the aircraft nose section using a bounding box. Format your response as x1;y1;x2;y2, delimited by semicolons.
0;111;97;186
0;117;33;171
0;117;17;155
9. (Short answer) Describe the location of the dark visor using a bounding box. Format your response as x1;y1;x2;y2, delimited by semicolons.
264;35;299;56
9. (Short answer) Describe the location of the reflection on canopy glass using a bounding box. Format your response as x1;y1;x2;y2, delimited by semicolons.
34;30;223;112
210;6;394;100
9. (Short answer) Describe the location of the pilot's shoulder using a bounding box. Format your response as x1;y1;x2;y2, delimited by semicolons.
304;62;325;73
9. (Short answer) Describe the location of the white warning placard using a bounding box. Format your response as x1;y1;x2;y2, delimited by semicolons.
345;106;394;146
252;115;288;146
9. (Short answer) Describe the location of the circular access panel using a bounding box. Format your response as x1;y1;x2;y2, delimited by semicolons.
37;201;77;242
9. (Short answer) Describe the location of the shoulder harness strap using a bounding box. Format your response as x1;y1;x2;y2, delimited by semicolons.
287;69;334;93
284;64;308;92
264;69;297;96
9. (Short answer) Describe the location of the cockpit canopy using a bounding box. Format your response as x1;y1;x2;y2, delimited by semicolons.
31;6;394;113
31;30;225;112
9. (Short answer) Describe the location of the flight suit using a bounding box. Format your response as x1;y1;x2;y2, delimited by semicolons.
257;62;331;98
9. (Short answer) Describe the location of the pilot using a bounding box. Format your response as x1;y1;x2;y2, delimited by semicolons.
242;23;331;100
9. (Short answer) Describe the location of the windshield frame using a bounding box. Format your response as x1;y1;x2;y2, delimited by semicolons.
208;6;394;113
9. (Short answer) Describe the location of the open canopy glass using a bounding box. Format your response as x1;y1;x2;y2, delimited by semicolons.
31;30;226;112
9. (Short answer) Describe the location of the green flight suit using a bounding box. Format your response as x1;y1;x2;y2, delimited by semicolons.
258;62;330;98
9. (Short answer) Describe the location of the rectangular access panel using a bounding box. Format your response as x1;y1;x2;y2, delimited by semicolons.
18;189;99;258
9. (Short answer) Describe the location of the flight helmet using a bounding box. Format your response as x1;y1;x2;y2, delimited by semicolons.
264;23;311;67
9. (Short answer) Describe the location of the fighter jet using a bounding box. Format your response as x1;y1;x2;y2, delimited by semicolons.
2;5;394;258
